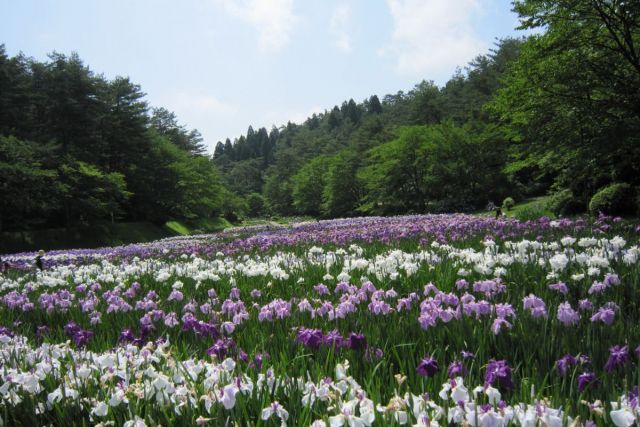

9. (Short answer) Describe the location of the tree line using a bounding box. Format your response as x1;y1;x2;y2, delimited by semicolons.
214;38;521;218
2;0;638;232
214;0;640;219
0;46;225;232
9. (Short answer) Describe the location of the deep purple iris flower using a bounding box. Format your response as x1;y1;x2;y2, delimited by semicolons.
577;372;597;392
484;359;514;391
447;361;467;378
73;330;93;347
416;356;439;377
347;332;367;350
556;354;577;377
323;329;344;348
604;345;628;373
296;328;325;349
207;337;235;359
64;321;93;347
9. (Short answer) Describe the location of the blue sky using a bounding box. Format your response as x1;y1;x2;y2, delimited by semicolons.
2;0;526;152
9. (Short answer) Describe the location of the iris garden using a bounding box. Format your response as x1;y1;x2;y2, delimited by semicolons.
0;214;639;426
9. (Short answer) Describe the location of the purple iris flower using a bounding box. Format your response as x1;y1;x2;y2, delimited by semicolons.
484;359;514;391
323;329;344;348
578;299;593;312
577;372;597;392
416;356;439;377
604;345;628;373
447;361;467;378
557;302;580;326
548;282;568;295
296;328;324;349
556;354;577;376
207;338;235;359
347;333;367;350
73;330;93;347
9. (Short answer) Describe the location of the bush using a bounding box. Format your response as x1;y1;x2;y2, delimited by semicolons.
221;192;248;223
246;193;266;217
547;189;585;216
588;183;634;216
502;197;515;211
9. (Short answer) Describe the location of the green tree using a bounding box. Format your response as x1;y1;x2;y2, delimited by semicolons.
150;107;207;155
359;123;510;214
492;0;640;201
291;156;331;216
57;159;131;226
0;136;57;231
366;95;383;114
225;159;264;195
322;150;363;218
246;193;266;217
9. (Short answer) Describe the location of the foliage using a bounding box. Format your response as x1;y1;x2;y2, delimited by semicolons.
322;150;364;218
245;193;266;217
0;136;57;232
589;183;635;216
291;156;331;216
502;197;515;211
547;189;585;217
359;122;511;215
212;39;525;217
220;190;248;223
491;0;640;202
57;159;131;225
0;45;225;230
514;201;551;221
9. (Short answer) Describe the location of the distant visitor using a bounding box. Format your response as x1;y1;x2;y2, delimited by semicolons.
35;250;45;271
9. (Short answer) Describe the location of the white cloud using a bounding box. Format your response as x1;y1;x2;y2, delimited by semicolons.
329;3;352;53
216;0;299;52
382;0;486;77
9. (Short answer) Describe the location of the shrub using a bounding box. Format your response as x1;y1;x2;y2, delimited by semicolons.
502;197;515;211
221;192;248;223
589;183;634;216
246;193;266;217
547;189;585;216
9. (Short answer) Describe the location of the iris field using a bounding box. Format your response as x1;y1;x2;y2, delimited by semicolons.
1;214;639;426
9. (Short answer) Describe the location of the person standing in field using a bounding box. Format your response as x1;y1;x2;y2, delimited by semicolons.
35;250;45;271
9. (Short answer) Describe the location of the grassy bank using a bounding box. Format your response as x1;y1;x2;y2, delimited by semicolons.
0;217;234;254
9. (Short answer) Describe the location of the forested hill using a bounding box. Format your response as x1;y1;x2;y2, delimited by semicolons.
213;38;523;218
0;45;224;232
2;0;639;234
214;0;640;220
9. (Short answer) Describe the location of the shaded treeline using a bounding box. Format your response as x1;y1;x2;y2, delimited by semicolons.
0;46;224;232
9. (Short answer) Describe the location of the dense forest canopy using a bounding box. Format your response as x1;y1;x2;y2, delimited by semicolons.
212;37;526;218
213;0;640;219
0;46;224;232
1;0;639;233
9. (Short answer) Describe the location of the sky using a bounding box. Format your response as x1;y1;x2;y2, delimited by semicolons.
1;0;527;152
